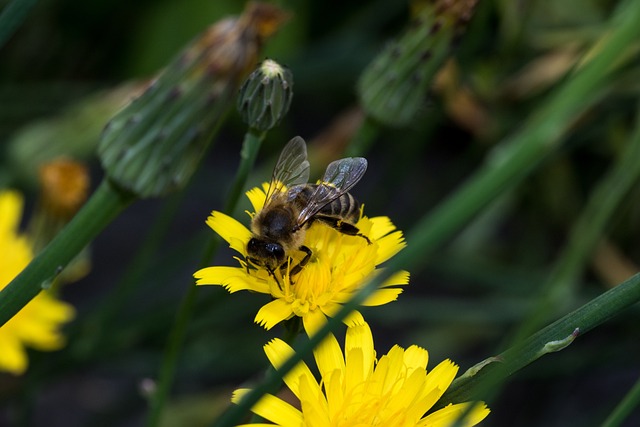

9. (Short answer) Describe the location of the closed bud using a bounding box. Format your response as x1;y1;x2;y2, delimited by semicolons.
237;59;293;131
98;2;289;197
38;158;90;220
28;158;91;282
358;0;479;127
6;82;145;190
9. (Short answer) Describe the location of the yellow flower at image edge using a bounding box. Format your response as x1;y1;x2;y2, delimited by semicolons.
233;322;490;426
0;191;75;375
194;184;409;334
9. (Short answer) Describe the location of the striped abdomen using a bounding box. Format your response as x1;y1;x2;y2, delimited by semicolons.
292;184;361;224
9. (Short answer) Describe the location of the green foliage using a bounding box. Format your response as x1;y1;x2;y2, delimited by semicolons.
1;1;640;426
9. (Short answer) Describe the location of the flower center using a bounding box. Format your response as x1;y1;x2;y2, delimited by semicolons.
327;380;410;427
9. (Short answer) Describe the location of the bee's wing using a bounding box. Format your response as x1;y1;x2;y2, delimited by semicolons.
263;136;311;206
296;157;368;226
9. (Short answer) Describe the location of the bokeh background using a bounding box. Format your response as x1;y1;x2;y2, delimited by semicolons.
1;0;640;426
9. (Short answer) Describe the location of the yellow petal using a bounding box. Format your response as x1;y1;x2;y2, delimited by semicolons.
368;216;396;240
381;270;410;288
0;190;22;236
345;323;375;379
420;402;490;427
404;345;429;372
298;373;330;427
362;288;403;306
313;332;345;382
205;211;251;255
302;309;328;336
0;333;27;375
15;294;75;350
324;369;345;420
264;338;317;400
246;184;269;213
2;286;74;360
344;346;364;393
18;292;75;324
194;266;269;294
424;359;458;402
0;190;74;374
232;388;303;426
404;374;438;421
387;368;427;412
255;299;293;330
377;345;406;394
375;230;406;264
342;310;366;327
252;393;303;426
315;302;364;328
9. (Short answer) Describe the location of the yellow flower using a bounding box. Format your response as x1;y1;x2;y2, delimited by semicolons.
0;190;75;375
233;322;490;426
194;184;409;334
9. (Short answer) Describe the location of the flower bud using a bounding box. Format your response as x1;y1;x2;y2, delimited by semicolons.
358;0;478;127
237;59;293;131
28;158;91;282
98;2;289;197
6;82;144;190
38;158;90;220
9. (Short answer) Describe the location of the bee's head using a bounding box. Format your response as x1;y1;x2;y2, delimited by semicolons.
247;237;285;271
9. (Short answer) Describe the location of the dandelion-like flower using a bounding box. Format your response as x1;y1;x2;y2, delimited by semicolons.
194;184;408;334
0;190;75;375
233;322;490;426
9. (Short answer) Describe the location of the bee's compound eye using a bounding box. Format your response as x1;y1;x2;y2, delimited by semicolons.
247;238;259;254
265;243;285;261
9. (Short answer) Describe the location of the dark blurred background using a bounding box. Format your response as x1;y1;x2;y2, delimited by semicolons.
1;0;639;426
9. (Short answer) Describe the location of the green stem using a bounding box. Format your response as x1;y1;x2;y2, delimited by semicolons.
212;1;640;424
144;129;266;427
0;179;134;327
600;374;640;427
224;130;267;213
0;0;39;49
74;190;186;358
438;272;640;407
511;106;640;343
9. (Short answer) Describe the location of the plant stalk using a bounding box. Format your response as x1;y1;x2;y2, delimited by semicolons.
0;179;135;326
511;105;640;343
145;130;265;427
212;1;640;423
439;272;640;406
600;374;640;427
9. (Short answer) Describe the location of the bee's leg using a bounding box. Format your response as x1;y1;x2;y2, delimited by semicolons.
245;256;262;275
314;215;371;244
267;266;283;290
289;245;312;277
246;256;283;289
245;256;255;274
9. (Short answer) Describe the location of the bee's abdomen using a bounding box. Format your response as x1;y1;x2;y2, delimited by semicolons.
291;184;362;224
320;192;360;223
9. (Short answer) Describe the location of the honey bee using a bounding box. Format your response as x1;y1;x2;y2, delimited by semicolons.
247;136;370;278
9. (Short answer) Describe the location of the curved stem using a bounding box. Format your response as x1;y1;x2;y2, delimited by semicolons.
0;179;134;327
72;189;187;359
145;129;266;427
0;0;39;49
438;273;640;407
510;105;640;344
600;374;640;427
211;1;640;423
